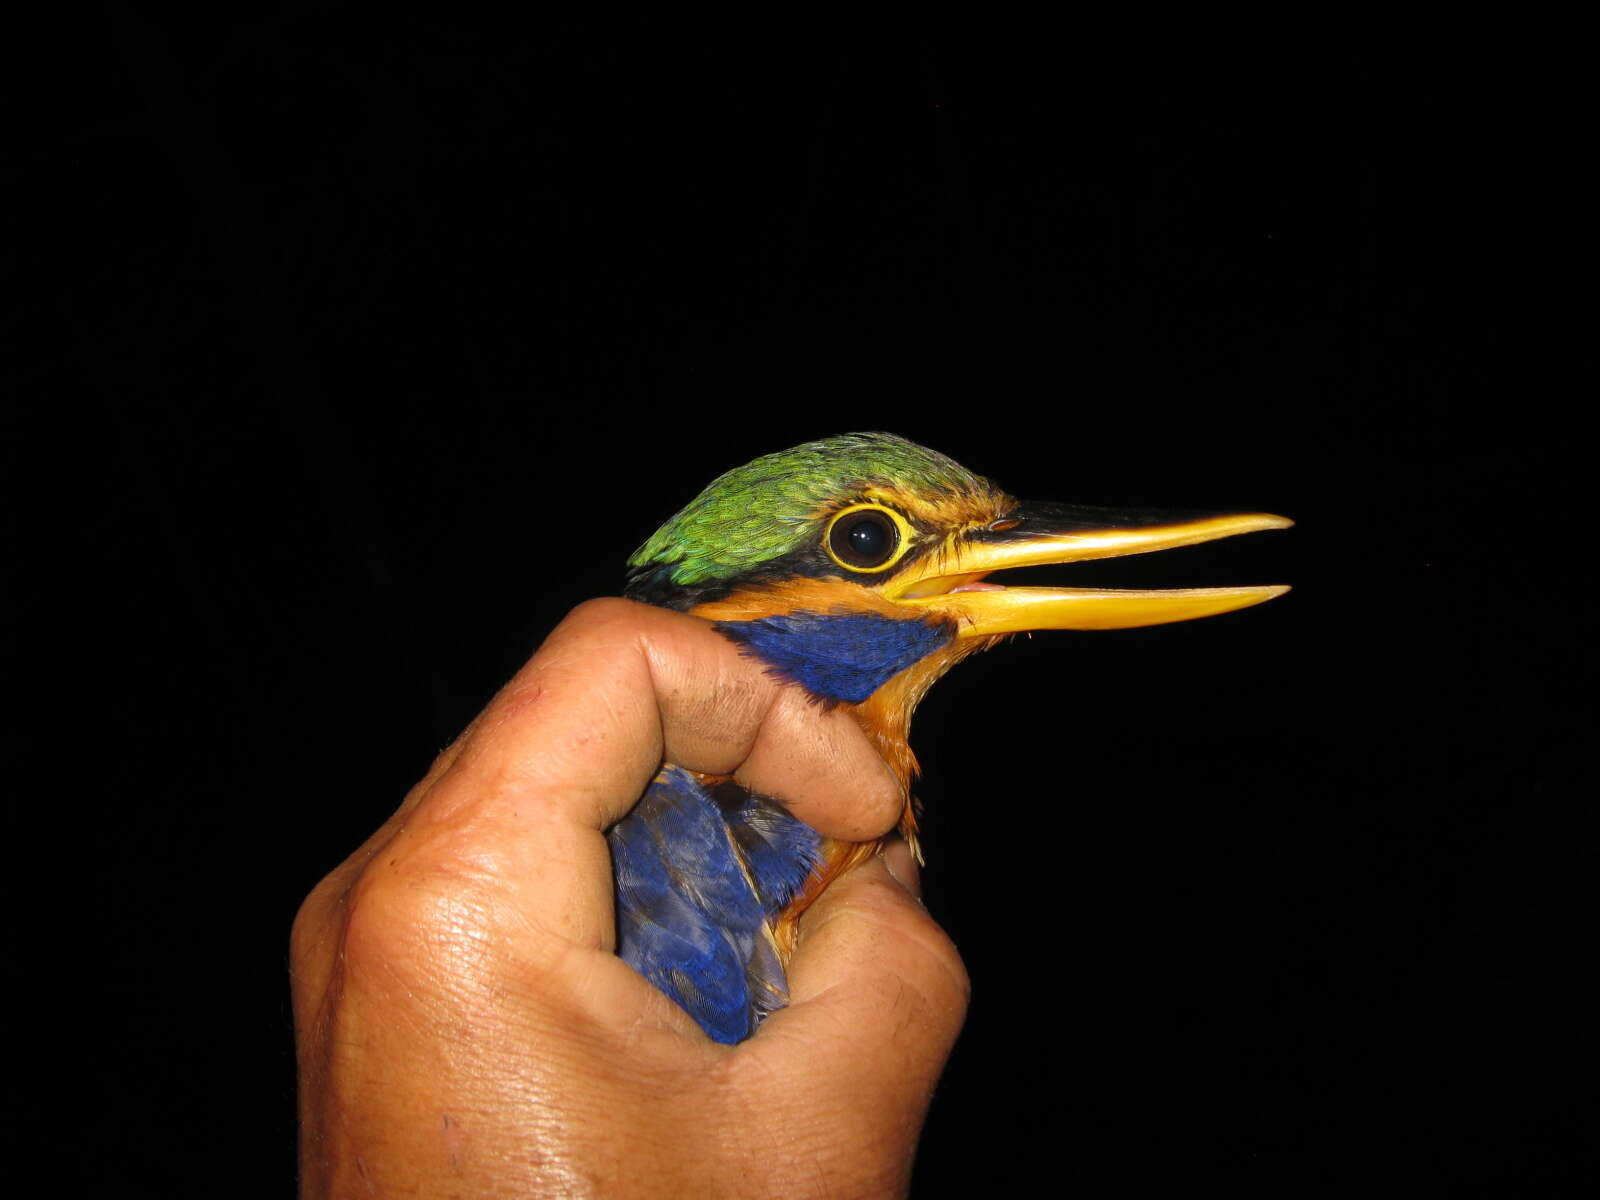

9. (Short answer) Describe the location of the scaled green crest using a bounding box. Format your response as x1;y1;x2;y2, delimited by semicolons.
629;433;988;586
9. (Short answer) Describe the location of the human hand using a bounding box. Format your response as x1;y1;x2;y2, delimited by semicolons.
291;598;969;1197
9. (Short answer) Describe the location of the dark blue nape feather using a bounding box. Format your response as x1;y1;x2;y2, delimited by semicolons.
714;611;952;705
610;767;822;1043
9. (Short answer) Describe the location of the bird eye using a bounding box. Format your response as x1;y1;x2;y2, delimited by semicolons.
824;505;911;573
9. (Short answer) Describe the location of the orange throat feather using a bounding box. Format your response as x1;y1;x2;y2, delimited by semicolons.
692;578;1001;956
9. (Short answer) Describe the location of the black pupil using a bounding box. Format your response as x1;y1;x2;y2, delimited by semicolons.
835;511;896;567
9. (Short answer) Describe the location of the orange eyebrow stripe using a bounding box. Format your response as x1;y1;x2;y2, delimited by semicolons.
860;484;1014;531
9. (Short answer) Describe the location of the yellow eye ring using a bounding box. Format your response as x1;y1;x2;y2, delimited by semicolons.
822;503;916;574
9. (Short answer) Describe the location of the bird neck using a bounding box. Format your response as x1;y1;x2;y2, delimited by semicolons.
777;638;991;956
690;584;1000;957
692;579;997;837
851;636;992;803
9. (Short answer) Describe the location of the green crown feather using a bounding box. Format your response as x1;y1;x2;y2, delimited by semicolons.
627;432;989;589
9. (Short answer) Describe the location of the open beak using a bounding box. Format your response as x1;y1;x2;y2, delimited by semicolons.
884;502;1292;636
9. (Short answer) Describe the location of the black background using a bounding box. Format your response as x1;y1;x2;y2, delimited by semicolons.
34;17;1585;1194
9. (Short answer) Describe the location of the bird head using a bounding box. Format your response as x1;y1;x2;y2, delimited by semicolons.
625;432;1290;789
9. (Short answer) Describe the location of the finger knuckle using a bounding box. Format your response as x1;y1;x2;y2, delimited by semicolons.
337;848;507;985
563;595;644;634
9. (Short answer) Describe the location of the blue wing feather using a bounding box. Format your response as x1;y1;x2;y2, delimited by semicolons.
610;766;823;1043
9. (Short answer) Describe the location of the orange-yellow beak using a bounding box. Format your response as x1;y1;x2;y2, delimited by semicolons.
883;504;1292;636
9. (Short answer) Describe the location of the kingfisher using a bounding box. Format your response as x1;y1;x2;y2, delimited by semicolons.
610;433;1290;1043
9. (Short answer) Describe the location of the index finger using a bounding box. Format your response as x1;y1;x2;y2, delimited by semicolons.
394;598;903;945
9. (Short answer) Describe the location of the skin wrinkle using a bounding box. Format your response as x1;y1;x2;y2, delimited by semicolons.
692;1069;820;1200
339;855;573;1050
822;898;969;1007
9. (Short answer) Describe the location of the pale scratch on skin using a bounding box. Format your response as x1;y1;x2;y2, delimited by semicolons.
442;1112;462;1170
355;1153;378;1197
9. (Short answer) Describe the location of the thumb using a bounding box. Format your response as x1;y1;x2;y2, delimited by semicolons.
782;841;968;1034
748;840;969;1131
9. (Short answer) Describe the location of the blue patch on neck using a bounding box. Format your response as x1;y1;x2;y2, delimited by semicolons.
713;610;953;704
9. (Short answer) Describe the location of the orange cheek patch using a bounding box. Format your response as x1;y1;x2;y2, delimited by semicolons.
690;577;909;623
